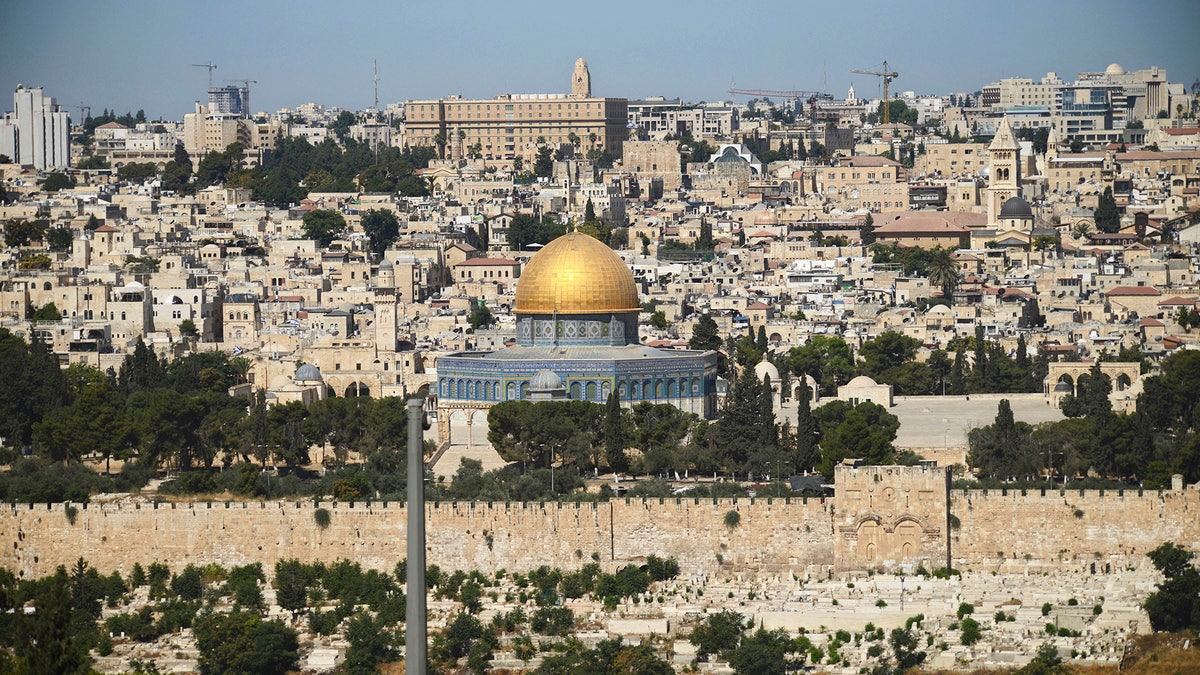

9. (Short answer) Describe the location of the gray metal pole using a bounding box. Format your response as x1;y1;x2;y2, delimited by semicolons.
405;397;427;674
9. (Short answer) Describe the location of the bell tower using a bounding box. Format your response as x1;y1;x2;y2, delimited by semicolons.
987;118;1020;223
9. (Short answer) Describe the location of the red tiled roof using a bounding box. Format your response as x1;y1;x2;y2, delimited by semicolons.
1158;296;1195;306
1106;286;1161;296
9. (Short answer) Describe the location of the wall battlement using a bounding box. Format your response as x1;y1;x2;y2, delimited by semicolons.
2;473;1197;579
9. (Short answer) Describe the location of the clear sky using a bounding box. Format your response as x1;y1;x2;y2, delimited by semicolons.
1;0;1197;121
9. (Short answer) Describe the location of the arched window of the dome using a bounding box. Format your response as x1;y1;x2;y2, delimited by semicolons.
570;382;581;399
507;382;517;400
586;382;597;401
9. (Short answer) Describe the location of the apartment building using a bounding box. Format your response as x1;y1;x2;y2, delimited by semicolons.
0;86;70;170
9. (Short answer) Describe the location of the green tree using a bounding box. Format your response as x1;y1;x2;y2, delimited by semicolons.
4;219;46;247
725;628;798;675
361;209;400;261
343;611;400;675
689;609;746;658
1142;541;1200;631
689;313;722;351
717;365;776;473
814;401;899;475
1059;363;1111;421
193;610;299;675
1094;186;1120;234
301;209;347;248
603;392;628;473
44;226;73;251
117;162;158;182
858;331;921;381
787;336;855;396
2;567;92;675
31;302;62;322
42;172;75;192
967;399;1036;479
861;212;876;245
649;310;668;330
926;247;961;298
890;626;926;671
534;147;554;178
467;301;495;330
793;373;819;473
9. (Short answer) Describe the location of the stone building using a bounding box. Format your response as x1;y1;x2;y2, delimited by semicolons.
404;58;628;164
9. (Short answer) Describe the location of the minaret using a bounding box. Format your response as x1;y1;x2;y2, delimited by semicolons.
374;259;398;353
987;118;1020;223
570;58;591;99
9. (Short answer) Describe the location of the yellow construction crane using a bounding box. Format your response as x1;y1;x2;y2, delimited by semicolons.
851;60;899;124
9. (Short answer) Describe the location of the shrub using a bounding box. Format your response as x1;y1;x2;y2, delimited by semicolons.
1042;602;1052;616
876;599;887;607
65;504;78;525
956;602;975;619
314;507;331;529
960;617;981;645
724;510;741;528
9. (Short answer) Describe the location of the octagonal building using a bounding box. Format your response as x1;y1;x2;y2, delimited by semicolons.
436;232;719;419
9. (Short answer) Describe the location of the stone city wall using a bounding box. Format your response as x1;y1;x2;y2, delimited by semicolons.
949;485;1200;572
0;497;834;579
3;478;1198;579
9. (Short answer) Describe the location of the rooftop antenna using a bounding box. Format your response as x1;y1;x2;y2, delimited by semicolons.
373;58;380;117
192;61;217;91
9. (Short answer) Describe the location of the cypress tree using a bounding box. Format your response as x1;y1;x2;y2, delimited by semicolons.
603;391;628;473
794;374;819;472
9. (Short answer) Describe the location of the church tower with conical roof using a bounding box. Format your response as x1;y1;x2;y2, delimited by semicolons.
987;118;1021;223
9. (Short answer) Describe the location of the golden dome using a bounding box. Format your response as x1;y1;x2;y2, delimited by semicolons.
514;232;640;315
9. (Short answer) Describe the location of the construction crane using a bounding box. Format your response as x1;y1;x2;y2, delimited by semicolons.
727;85;833;121
61;103;91;126
851;60;899;124
224;79;257;114
192;61;217;90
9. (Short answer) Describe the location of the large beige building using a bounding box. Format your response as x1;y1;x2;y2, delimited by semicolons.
404;58;628;163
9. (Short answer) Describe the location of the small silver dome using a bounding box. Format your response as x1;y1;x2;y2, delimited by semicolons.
296;363;324;382
529;369;563;391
